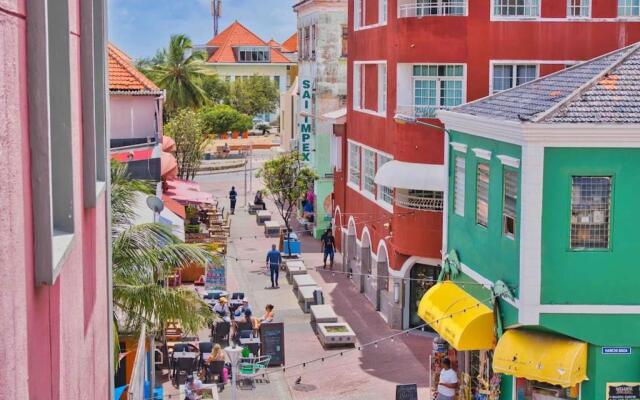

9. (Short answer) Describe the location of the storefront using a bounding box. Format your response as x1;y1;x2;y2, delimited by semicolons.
408;263;440;329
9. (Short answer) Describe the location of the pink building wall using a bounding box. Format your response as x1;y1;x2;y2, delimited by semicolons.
0;1;111;399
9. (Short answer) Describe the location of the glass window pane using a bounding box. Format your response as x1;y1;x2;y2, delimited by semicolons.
493;65;513;92
377;154;393;205
570;176;611;249
363;149;376;194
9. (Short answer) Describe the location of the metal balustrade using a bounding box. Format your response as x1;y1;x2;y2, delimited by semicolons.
395;192;444;211
398;0;467;18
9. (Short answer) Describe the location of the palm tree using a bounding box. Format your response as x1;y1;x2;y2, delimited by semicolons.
111;161;214;340
144;34;208;114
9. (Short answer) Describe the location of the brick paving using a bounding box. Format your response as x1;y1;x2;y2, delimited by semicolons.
162;151;434;399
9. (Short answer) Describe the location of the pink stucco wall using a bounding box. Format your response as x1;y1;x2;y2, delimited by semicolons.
0;1;111;399
109;95;160;140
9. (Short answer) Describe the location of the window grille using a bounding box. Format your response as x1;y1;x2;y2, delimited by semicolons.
363;149;376;194
414;0;467;16
476;163;490;227
570;176;611;249
494;0;540;16
568;0;590;17
619;0;640;16
412;65;464;117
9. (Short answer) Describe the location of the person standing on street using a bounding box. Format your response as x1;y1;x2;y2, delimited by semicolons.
436;358;458;400
265;244;282;288
320;228;336;270
229;186;237;215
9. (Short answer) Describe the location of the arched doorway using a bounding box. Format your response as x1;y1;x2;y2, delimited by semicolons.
408;263;440;329
357;229;371;294
373;241;390;312
345;217;357;274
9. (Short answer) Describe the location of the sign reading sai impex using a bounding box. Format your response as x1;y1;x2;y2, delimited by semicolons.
298;78;314;164
602;347;632;355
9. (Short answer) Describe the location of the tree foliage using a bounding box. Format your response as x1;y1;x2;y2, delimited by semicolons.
165;109;208;180
141;34;208;115
201;74;230;104
110;161;216;352
227;75;280;117
257;152;317;233
201;104;252;135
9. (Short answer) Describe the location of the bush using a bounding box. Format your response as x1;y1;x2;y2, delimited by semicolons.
201;105;252;135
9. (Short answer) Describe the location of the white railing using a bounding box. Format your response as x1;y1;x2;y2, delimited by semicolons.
398;0;467;18
395;193;444;211
395;104;443;119
127;326;148;400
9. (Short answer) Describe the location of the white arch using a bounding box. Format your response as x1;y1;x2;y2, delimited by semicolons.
360;226;372;249
347;215;357;236
376;239;390;264
390;255;442;278
333;206;343;228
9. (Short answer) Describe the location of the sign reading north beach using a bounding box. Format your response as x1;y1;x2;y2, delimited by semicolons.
299;77;314;164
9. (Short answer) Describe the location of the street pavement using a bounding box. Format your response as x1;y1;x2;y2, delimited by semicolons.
166;149;433;399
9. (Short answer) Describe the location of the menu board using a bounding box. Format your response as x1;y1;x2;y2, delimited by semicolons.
260;323;285;366
205;261;226;291
395;384;418;400
607;383;640;400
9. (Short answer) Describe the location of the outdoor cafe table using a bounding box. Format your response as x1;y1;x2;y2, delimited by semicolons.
239;337;261;357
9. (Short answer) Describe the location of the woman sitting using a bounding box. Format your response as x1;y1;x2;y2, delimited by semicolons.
254;191;266;210
258;304;275;325
207;343;226;364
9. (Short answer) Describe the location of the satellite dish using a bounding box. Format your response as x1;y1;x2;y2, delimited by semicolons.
146;196;164;213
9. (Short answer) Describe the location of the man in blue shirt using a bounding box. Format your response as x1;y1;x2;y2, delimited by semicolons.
265;244;282;288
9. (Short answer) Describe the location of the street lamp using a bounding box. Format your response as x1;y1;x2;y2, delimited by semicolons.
224;344;243;400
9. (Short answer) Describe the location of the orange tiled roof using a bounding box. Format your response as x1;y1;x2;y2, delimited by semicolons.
205;21;292;64
108;43;161;93
281;32;298;53
268;39;281;48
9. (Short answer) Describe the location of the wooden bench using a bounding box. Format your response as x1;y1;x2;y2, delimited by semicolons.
256;210;271;224
292;274;317;292
264;220;282;236
297;285;319;313
310;305;338;324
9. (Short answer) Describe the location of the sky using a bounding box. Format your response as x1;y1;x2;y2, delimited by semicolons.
108;0;297;59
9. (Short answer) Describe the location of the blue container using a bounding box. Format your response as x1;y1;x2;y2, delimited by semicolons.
283;239;301;255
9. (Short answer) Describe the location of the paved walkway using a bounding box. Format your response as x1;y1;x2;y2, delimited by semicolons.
191;151;434;399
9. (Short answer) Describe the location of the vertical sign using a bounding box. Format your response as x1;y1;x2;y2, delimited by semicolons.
299;77;314;165
205;260;226;291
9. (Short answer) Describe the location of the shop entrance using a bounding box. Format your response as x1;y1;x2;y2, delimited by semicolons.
408;263;440;329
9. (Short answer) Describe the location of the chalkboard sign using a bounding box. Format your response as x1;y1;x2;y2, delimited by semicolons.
396;384;418;400
205;262;226;291
260;322;285;367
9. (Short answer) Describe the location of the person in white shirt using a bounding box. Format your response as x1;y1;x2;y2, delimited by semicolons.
184;376;203;400
437;358;458;400
213;297;230;321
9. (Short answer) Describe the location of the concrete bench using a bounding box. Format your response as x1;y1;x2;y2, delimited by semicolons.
256;210;271;224
310;304;338;324
264;220;282;236
317;322;356;348
248;204;262;215
286;265;307;283
292;274;316;291
297;285;319;313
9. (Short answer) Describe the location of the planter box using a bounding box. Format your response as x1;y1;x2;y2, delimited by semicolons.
317;323;356;348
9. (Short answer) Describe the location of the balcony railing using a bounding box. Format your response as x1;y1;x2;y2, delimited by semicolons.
396;104;446;119
395;192;444;211
398;0;467;18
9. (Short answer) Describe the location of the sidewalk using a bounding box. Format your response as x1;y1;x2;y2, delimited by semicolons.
196;164;434;399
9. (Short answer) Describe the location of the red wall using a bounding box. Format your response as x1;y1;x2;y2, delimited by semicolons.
336;0;640;270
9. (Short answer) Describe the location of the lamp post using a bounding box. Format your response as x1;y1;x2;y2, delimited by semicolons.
224;344;243;400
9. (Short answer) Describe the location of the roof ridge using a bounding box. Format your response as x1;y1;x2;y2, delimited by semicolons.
533;42;640;123
108;43;160;92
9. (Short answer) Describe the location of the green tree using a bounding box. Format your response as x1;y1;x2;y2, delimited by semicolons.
201;73;230;104
227;75;280;117
165;109;208;180
201;105;252;136
257;152;317;236
110;161;215;356
144;34;208;114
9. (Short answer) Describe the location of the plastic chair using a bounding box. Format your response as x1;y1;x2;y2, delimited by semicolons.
172;355;199;387
212;321;230;348
237;355;271;389
206;360;227;386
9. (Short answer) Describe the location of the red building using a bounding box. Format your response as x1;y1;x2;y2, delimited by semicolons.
333;0;640;329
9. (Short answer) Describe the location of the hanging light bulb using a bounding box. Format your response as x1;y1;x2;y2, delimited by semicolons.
374;342;378;349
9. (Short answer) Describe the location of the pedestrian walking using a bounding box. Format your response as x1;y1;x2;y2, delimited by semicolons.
229;186;237;215
265;244;282;288
436;358;458;400
320;228;336;270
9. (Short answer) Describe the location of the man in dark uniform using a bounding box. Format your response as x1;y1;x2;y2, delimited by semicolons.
229;186;237;215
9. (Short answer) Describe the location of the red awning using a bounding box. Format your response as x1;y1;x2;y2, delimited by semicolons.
111;148;154;162
164;179;215;205
162;136;177;152
161;151;178;179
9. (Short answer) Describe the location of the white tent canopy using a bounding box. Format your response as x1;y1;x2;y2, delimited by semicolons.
374;160;446;191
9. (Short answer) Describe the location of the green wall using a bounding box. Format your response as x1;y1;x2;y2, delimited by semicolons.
581;344;640;400
447;131;522;296
542;148;640;305
541;313;640;346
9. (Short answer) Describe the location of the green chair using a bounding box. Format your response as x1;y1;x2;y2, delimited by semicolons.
237;355;271;389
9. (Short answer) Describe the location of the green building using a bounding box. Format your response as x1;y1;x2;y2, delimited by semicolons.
424;43;640;400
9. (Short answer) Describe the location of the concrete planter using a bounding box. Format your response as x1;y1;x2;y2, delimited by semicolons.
317;322;356;348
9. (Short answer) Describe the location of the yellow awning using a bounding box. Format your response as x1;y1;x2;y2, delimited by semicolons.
417;281;495;351
493;329;588;388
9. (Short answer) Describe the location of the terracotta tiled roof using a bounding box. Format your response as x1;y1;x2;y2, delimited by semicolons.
281;33;298;53
108;43;161;94
267;39;281;48
205;21;293;64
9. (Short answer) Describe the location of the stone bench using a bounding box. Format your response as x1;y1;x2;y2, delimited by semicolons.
248;204;262;214
292;274;316;292
256;210;271;224
286;265;307;284
297;285;319;313
310;304;338;324
264;220;282;236
317;322;356;348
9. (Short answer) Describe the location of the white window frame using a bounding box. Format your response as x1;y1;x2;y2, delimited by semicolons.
567;0;591;18
490;62;539;94
354;0;389;30
362;149;377;198
348;141;361;189
618;0;640;17
378;64;387;115
412;64;466;118
353;61;387;117
491;0;541;20
377;153;394;211
380;0;388;23
400;0;468;17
